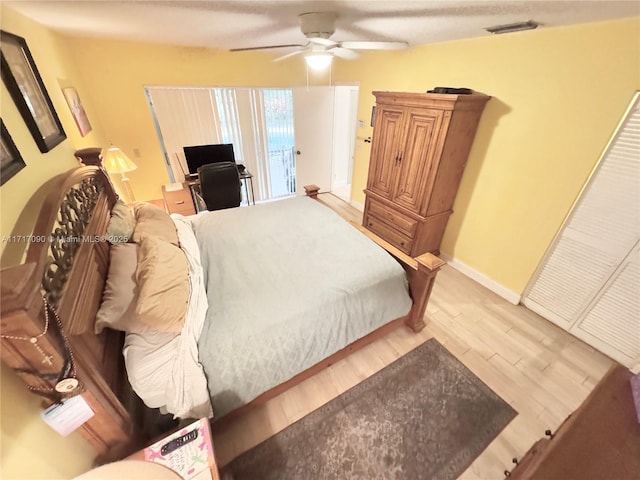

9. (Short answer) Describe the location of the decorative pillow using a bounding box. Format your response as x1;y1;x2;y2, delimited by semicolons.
106;199;135;244
95;244;150;334
132;202;179;246
135;236;189;332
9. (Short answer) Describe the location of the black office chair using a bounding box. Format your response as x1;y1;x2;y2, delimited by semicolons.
197;162;241;211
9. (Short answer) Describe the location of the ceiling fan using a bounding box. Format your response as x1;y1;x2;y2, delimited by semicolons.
229;12;408;69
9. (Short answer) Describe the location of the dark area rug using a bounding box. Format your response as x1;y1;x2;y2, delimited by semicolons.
221;339;517;480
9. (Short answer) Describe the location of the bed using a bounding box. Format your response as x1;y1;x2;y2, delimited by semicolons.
0;166;445;461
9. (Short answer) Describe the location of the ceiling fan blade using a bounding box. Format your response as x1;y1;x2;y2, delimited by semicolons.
230;44;306;52
331;47;359;60
273;49;305;62
339;41;409;51
308;37;337;47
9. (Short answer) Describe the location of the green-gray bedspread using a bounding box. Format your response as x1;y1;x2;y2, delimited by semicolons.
191;196;412;417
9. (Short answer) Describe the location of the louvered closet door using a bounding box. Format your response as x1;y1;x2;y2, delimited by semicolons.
573;243;639;369
524;93;640;369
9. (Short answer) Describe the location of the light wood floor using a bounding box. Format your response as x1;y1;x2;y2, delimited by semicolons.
211;194;614;479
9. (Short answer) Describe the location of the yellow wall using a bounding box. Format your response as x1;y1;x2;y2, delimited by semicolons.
335;17;640;293
62;36;331;202
0;13;637;478
0;364;96;479
0;7;108;265
0;6;102;479
65;18;640;295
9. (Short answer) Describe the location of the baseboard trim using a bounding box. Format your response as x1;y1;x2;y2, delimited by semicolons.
350;199;365;212
439;253;522;305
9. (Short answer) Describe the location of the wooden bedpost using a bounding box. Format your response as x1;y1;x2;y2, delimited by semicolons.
304;184;320;198
404;253;446;332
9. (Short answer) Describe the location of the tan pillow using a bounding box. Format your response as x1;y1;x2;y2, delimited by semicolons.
132;202;179;246
95;244;150;334
135;236;189;332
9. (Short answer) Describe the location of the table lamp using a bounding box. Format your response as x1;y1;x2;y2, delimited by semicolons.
101;146;137;202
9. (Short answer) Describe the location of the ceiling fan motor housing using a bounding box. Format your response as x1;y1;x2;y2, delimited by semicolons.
300;12;336;39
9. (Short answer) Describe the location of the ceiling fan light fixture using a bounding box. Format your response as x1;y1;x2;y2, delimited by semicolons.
304;52;333;71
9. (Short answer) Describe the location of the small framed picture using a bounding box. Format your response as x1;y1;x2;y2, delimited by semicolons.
63;87;92;137
1;120;26;186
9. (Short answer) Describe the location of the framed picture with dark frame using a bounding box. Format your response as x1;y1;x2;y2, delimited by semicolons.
0;30;66;153
1;120;26;186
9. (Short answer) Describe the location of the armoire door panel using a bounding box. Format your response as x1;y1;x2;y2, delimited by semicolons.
367;106;405;199
392;108;444;213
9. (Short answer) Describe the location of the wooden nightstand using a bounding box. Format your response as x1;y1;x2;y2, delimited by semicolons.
162;183;196;216
128;418;220;480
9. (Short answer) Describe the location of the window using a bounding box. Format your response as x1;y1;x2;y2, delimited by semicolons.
146;86;296;202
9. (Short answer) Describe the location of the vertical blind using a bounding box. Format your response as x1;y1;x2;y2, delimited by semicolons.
147;87;219;181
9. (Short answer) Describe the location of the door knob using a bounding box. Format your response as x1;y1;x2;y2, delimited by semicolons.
296;150;301;155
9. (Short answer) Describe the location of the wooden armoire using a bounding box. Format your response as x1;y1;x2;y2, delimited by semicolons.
363;91;490;256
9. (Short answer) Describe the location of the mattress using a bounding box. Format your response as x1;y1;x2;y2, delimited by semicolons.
191;196;412;417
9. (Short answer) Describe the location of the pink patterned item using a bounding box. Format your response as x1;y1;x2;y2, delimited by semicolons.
144;418;215;479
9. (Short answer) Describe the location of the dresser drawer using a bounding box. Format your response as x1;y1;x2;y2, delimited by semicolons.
368;201;417;236
364;214;413;254
162;185;196;215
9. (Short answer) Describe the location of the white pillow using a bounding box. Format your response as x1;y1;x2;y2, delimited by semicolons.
123;330;180;409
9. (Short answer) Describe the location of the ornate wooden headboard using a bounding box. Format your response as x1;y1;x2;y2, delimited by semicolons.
1;166;146;461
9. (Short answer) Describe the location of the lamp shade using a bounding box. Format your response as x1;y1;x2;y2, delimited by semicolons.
101;147;137;174
304;52;333;71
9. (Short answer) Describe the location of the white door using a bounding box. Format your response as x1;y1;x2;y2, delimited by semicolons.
331;86;359;203
293;87;334;194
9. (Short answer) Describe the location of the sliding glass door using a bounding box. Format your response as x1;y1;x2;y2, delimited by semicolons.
261;89;296;197
146;86;296;202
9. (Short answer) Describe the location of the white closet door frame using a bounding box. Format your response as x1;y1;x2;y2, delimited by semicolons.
523;92;640;368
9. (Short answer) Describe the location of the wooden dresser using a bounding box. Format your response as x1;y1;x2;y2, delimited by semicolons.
363;91;490;256
506;364;640;479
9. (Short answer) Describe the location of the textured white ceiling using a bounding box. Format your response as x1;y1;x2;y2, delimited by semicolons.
4;0;639;51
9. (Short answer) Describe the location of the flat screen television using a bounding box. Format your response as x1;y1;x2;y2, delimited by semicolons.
183;143;235;174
